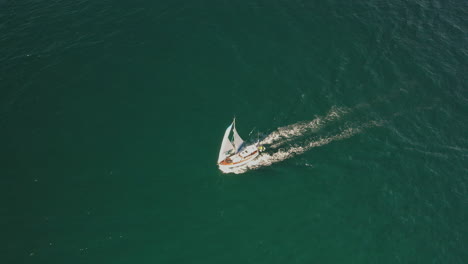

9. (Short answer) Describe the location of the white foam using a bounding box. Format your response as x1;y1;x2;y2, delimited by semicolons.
220;120;383;174
260;106;349;146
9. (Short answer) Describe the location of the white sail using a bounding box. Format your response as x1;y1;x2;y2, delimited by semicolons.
232;126;244;153
218;124;235;163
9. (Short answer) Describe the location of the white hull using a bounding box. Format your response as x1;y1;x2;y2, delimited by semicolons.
218;144;260;169
217;119;265;172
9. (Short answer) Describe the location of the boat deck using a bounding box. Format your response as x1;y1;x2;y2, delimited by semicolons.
219;145;259;166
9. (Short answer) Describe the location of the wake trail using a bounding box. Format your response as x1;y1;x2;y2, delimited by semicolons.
261;106;349;147
221;120;384;174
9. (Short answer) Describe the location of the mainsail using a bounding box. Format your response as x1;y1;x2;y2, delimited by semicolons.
232;126;244;153
218;119;247;163
218;124;235;163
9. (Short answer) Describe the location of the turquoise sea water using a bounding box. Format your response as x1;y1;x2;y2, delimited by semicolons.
2;0;468;263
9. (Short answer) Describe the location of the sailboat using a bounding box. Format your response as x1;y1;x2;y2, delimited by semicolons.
217;118;265;169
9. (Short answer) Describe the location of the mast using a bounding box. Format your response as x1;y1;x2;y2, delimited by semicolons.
218;124;235;163
232;117;244;153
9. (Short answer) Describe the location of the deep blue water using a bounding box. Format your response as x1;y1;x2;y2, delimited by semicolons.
2;0;468;263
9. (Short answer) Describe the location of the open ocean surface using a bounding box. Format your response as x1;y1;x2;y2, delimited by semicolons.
2;0;468;263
